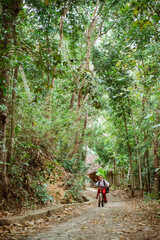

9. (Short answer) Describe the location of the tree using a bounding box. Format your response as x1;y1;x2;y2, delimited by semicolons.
0;0;22;200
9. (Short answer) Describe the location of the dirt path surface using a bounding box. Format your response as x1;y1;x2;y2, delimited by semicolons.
24;188;159;240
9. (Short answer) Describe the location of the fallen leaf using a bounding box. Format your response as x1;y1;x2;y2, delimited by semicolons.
81;227;87;229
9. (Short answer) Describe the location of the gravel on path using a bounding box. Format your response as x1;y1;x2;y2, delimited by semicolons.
28;188;160;240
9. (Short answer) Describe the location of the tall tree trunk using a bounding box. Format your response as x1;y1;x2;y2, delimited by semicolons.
127;96;142;196
146;149;151;192
0;99;8;200
137;152;142;196
0;0;21;201
143;151;148;191
153;130;160;197
122;104;134;196
7;66;19;164
7;20;19;164
69;113;87;159
141;59;151;195
0;6;11;200
113;156;116;190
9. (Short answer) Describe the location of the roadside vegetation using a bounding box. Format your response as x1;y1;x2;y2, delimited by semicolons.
0;0;159;210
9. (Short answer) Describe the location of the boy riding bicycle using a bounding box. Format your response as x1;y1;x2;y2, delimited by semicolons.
95;175;109;203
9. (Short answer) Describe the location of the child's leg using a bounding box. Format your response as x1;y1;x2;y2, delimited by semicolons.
97;188;100;197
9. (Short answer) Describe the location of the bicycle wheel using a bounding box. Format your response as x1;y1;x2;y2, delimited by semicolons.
98;193;102;207
102;197;104;207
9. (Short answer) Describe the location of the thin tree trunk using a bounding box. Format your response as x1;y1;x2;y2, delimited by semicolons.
127;166;130;179
69;114;88;159
153;130;160;197
146;149;151;192
122;105;134;196
127;90;143;196
7;20;19;164
69;92;75;110
113;157;116;190
84;143;88;162
0;104;8;200
85;0;99;69
143;151;148;191
137;151;142;195
141;59;151;195
7;66;19;164
59;0;71;48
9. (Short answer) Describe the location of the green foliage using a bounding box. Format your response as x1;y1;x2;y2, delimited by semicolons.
34;184;53;203
0;0;159;207
62;158;87;174
96;169;107;180
143;192;160;201
63;175;84;203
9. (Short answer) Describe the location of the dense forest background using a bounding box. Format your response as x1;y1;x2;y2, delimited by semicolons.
0;0;159;208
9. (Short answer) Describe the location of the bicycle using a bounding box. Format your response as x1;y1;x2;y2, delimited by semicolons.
98;187;105;207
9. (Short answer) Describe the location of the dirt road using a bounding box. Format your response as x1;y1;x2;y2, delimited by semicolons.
26;188;159;240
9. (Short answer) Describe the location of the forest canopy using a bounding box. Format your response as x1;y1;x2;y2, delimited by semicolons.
0;0;159;206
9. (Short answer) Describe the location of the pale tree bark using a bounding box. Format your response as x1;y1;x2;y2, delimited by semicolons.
48;0;71;119
7;66;19;164
59;0;71;49
143;151;148;191
85;0;99;70
19;66;32;101
67;0;114;112
68;0;100;158
19;66;36;127
127;167;130;180
7;22;19;164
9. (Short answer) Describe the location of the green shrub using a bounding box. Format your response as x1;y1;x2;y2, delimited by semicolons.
34;184;53;203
